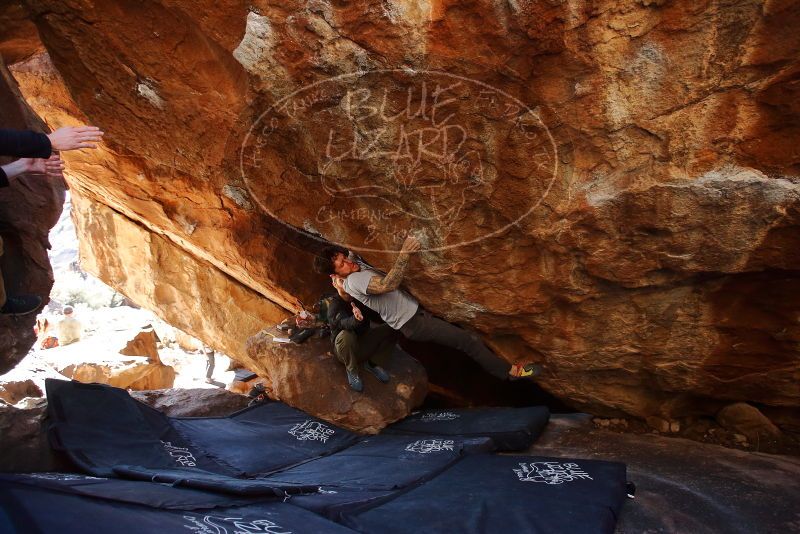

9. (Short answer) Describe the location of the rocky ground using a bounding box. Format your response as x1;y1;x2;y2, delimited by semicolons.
591;414;800;457
533;415;800;533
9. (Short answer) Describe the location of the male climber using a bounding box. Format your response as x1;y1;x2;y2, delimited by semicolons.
314;237;541;381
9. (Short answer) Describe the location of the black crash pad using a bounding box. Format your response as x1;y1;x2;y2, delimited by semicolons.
290;488;397;522
0;472;260;510
0;476;355;534
170;401;359;475
383;406;550;451
341;454;628;534
263;434;490;491
44;379;358;495
111;465;316;496
46;379;231;477
37;379;631;534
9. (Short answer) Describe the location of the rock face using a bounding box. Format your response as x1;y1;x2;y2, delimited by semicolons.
130;388;251;417
67;193;288;367
0;397;72;473
717;402;783;442
1;2;798;427
0;378;41;405
247;331;427;433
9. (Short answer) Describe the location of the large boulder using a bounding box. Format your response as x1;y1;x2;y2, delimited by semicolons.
717;402;783;442
129;387;251;417
1;1;797;426
0;378;40;405
119;327;162;363
0;350;70;405
247;330;427;433
41;327;175;390
58;357;174;390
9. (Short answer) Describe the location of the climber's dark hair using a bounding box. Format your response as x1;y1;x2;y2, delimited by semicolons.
314;245;348;275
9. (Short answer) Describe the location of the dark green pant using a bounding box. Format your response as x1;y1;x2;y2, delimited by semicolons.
334;324;397;372
399;309;512;380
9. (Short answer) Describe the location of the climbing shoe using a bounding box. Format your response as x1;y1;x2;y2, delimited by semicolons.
363;361;390;383
509;363;543;381
346;367;364;392
1;295;42;316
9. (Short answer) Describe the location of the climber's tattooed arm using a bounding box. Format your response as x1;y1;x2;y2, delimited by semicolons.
366;236;421;295
367;253;411;295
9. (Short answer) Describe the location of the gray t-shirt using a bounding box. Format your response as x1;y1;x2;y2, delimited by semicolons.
343;268;419;329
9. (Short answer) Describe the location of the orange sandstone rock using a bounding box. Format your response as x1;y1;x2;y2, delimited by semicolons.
0;1;796;430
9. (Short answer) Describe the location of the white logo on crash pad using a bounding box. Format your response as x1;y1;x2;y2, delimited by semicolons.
288;420;335;443
405;439;455;454
513;462;593;484
183;514;292;534
420;411;460;422
161;440;198;467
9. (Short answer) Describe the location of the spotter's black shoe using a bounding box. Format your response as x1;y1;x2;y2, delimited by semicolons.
363;361;390;383
347;367;364;392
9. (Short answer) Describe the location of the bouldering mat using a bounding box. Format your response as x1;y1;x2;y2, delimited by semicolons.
0;476;355;534
384;406;550;451
341;454;628;534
